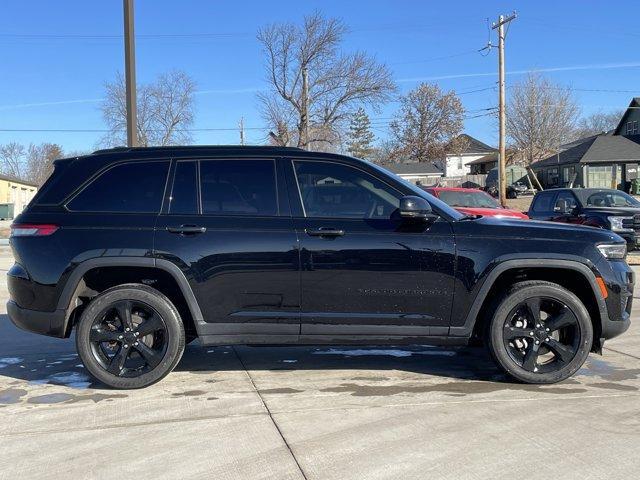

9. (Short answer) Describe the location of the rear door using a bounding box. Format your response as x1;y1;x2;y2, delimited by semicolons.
153;157;300;342
285;157;455;339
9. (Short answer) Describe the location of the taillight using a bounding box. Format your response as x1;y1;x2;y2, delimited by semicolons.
10;224;59;237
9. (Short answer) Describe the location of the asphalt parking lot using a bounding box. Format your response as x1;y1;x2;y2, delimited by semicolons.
1;246;639;479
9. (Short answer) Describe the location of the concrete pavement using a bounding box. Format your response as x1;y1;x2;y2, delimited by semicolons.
0;246;639;479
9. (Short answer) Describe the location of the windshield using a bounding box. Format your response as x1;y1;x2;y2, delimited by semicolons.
438;190;500;209
584;191;640;208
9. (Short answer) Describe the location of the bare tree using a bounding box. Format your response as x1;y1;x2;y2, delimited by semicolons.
369;140;402;166
101;70;196;147
389;83;465;163
0;142;26;178
0;142;63;185
573;110;624;139
25;143;63;185
506;73;580;164
258;11;395;150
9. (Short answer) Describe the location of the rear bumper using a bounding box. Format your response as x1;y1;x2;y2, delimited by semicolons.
6;300;68;338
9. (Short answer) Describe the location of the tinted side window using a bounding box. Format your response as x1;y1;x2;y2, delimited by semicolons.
68;161;169;213
294;161;401;219
169;161;198;214
531;192;555;213
200;160;278;216
554;192;578;212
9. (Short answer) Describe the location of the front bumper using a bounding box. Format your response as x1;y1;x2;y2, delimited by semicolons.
598;259;634;341
6;300;68;338
617;232;640;251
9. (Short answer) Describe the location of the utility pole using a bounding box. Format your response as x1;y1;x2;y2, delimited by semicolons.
492;12;516;206
123;0;137;147
301;66;310;150
239;117;245;145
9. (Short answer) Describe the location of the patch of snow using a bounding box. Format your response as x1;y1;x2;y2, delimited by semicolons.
313;348;456;358
281;360;298;363
0;357;23;368
29;371;92;389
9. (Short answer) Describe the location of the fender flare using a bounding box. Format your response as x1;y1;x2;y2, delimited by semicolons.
449;258;609;337
57;256;204;329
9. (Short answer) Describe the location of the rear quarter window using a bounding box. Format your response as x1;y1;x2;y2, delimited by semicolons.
67;161;170;213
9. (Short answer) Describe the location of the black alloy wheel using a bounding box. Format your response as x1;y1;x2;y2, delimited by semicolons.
487;281;593;384
502;296;581;374
76;284;185;389
89;299;168;377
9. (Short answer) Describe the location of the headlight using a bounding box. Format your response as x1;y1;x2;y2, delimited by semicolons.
597;243;627;260
608;216;633;232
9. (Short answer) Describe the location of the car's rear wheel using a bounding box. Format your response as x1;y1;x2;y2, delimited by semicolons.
487;281;593;384
76;284;185;389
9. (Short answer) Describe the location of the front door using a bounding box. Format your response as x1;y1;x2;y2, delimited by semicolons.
285;158;455;340
154;157;300;342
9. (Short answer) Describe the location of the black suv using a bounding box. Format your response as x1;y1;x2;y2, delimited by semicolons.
6;146;634;388
528;188;640;249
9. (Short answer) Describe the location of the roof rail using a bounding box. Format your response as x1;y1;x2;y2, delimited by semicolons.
91;145;305;155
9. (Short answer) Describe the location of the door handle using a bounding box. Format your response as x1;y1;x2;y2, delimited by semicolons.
305;228;345;237
166;225;206;235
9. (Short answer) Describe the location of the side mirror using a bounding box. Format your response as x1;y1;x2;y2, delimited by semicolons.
399;196;436;221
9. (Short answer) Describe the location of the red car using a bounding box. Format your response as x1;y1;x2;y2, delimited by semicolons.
423;187;529;219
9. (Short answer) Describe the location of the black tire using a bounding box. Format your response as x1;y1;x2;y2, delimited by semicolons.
76;284;185;389
486;280;593;384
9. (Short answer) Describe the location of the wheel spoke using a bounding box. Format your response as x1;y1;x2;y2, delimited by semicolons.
525;298;541;325
504;326;532;340
544;308;577;333
136;314;164;337
134;342;163;369
116;301;133;330
107;344;131;376
90;328;121;343
522;343;540;371
545;338;576;364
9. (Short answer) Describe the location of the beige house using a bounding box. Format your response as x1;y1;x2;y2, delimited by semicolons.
0;174;38;219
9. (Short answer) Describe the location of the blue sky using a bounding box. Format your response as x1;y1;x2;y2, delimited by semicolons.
0;0;638;152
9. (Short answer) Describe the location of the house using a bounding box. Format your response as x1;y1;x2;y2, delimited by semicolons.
0;174;38;219
468;152;498;175
442;134;497;177
385;162;443;185
530;98;640;191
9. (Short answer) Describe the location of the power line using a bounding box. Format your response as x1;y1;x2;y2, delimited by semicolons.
389;49;478;66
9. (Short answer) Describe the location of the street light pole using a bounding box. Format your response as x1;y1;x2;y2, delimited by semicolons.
123;0;138;147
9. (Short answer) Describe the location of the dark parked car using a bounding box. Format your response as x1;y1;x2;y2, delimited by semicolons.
7;146;633;388
528;188;640;250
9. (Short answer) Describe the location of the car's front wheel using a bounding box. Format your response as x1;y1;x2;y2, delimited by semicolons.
76;284;185;389
487;281;593;384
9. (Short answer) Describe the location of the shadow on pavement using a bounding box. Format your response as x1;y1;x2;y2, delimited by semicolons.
2;313;640;392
